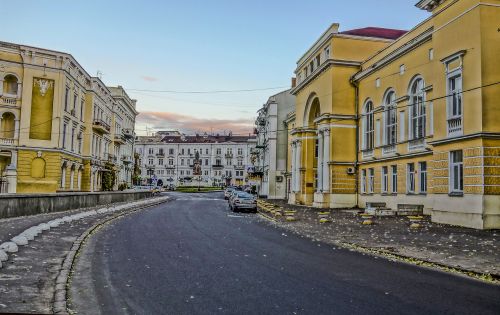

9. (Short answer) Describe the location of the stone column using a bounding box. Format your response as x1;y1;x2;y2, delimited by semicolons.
17;83;22;99
296;140;302;193
9;150;18;168
317;130;323;192
322;129;330;192
291;142;296;192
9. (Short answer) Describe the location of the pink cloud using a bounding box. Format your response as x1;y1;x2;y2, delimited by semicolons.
137;111;254;135
141;76;159;82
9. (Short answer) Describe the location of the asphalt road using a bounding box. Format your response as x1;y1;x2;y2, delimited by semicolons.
70;192;500;315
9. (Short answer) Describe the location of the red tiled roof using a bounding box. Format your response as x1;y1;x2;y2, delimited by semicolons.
340;27;407;40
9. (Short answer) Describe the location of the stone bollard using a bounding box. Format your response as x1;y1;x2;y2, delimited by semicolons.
11;235;29;246
408;216;424;228
360;213;374;225
318;212;331;223
284;210;297;222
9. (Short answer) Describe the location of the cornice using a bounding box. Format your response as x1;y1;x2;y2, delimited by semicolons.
428;132;500;146
352;27;434;82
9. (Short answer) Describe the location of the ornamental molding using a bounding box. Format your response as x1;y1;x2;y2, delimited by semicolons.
34;78;54;96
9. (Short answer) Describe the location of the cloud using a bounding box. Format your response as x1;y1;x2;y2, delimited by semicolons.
136;111;255;135
141;76;158;82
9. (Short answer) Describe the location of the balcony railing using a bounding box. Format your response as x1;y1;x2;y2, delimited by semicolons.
92;119;111;133
114;134;126;144
0;138;16;146
408;138;425;151
156;152;165;157
447;117;463;137
0;96;18;106
123;128;135;139
105;153;117;163
225;153;233;158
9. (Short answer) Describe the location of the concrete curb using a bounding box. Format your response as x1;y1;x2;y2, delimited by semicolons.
54;197;169;314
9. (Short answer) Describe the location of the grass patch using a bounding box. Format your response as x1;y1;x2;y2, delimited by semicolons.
176;186;222;193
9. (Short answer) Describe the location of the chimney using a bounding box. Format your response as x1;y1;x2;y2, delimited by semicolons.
291;77;297;88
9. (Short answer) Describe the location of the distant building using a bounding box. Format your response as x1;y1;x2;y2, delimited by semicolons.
135;132;256;187
254;89;295;198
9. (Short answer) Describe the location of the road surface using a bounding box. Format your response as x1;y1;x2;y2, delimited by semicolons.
70;192;500;315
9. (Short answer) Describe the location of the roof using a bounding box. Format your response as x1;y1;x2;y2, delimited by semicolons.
159;134;256;144
340;27;407;40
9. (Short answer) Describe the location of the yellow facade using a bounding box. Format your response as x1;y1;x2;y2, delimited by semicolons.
288;23;397;208
0;41;138;194
287;0;499;229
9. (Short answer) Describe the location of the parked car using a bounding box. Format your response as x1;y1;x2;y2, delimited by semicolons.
229;191;257;213
224;187;235;200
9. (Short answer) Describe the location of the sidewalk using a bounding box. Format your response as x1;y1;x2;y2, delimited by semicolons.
0;196;168;314
257;199;500;282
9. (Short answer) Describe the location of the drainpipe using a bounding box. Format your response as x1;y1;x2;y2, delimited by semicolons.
350;78;360;208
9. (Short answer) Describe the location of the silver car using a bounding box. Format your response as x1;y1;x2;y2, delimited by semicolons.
229;191;257;213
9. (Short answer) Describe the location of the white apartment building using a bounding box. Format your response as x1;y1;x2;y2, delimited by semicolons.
135;133;256;187
254;89;295;199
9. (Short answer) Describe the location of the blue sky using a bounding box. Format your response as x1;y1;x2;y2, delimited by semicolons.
2;0;429;135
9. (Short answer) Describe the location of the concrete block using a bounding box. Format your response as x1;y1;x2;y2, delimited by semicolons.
0;241;18;253
38;223;50;231
48;220;60;228
12;235;29;246
0;249;8;261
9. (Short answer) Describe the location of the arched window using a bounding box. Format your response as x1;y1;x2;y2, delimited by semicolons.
384;90;397;145
0;112;15;139
60;162;67;189
3;75;18;96
409;77;426;139
363;100;374;150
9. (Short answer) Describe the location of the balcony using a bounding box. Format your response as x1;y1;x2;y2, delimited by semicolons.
114;134;126;145
212;164;224;169
447;117;463;137
225;153;233;158
156;152;165;157
408;138;425;152
92;119;110;134
234;165;245;170
0;138;17;146
106;153;117;163
0;96;19;106
123;128;135;139
121;155;133;164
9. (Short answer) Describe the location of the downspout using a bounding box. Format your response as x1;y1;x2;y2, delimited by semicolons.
350;78;360;208
283;120;289;200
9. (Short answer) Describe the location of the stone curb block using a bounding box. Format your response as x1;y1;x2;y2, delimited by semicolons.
0;241;18;253
0;249;8;262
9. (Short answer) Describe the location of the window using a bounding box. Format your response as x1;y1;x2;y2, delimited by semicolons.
314;138;319;158
237;148;243;155
429;48;434;60
71;127;75;151
181;159;184;166
204;170;208;176
73;94;77;113
3;75;18;95
206;149;209;155
148;148;154;155
391;165;398;193
216;159;221;166
188;149;191;155
181;148;185;155
169;148;174;155
384;91;397;145
64;87;69;111
419;162;427;193
158;158;163;166
148;158;153;165
80;99;84;120
450;150;463;193
315;55;320;67
409;77;426;139
62;123;67;149
205;159;208;165
159;148;164;155
168;159;173;165
324;46;330;59
381;166;388;193
180;170;184;175
447;72;462;136
309;61;314;73
368;168;374;193
407;163;415;193
360;170;366;193
375;78;380;88
363;100;374;150
400;65;405;75
216;148;221;155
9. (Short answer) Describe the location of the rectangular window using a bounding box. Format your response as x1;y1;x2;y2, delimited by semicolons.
80;99;84;121
205;159;209;165
188;149;191;155
206;149;209;155
148;158;153;165
407;163;415;193
450;150;463;193
361;169;366;193
158;158;163;166
62;123;67;149
169;148;174;155
324;46;330;59
73;94;77;113
448;74;462;118
169;159;173;165
216;148;221;155
309;61;314;73
181;148;185;155
381;166;388;193
419;162;427;193
181;159;184;166
238;148;243;155
391;165;398;193
148;148;153;155
315;55;320;67
368;168;374;193
71;127;75;151
64;87;69;111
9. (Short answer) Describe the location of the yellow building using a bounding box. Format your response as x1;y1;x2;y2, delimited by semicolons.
288;23;406;208
352;0;500;229
0;41;137;194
